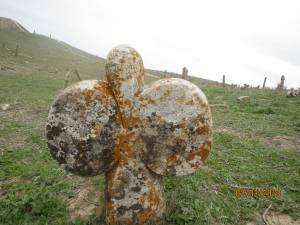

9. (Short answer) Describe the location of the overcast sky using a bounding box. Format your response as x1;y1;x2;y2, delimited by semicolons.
1;0;300;88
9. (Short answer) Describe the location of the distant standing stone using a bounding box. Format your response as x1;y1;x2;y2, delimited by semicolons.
277;75;285;90
182;66;188;80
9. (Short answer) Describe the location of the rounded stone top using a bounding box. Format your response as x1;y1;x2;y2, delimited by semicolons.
105;45;145;100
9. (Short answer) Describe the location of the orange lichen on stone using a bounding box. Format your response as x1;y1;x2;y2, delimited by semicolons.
196;125;210;134
166;154;179;167
117;131;136;161
191;161;202;168
187;152;201;161
200;141;212;161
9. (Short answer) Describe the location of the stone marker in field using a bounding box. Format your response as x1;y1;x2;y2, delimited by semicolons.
45;45;212;225
182;66;188;80
277;75;285;91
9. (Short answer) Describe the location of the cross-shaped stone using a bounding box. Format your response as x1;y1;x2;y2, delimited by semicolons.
46;45;212;225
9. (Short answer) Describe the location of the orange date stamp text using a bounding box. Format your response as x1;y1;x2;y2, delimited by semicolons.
235;188;282;198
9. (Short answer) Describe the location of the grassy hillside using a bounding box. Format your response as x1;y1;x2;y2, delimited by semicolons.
0;29;106;80
0;17;29;32
0;30;299;225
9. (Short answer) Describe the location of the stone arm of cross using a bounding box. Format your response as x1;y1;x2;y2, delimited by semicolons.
46;45;212;225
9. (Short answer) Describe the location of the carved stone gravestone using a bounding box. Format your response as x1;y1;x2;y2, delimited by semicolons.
46;45;212;225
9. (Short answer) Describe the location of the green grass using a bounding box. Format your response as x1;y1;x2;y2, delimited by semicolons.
0;29;106;79
0;30;299;225
165;133;299;224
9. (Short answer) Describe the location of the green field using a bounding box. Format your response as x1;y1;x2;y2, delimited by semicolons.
0;30;299;225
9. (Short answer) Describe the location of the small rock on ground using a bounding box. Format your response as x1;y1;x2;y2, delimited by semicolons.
1;104;10;111
237;96;250;102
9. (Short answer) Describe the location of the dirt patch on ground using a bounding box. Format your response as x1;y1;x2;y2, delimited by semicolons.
0;135;27;151
215;127;300;153
247;211;300;225
67;178;103;220
215;127;246;138
260;136;300;153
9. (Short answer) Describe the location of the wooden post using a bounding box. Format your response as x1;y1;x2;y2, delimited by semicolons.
64;69;82;88
280;75;285;89
14;44;19;57
74;69;82;81
2;43;5;49
64;70;71;88
262;77;267;89
222;75;225;87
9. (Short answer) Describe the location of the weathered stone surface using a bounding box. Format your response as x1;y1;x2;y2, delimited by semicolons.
46;45;213;225
138;78;212;176
287;88;300;97
106;135;166;225
46;80;121;176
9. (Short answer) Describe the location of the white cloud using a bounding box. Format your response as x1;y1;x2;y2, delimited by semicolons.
1;0;300;88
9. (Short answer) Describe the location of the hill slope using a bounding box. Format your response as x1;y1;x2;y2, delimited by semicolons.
0;17;29;32
0;29;106;80
0;28;215;86
0;29;174;85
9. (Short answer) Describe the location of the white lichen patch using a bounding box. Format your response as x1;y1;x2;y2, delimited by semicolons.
46;80;120;176
138;78;212;176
